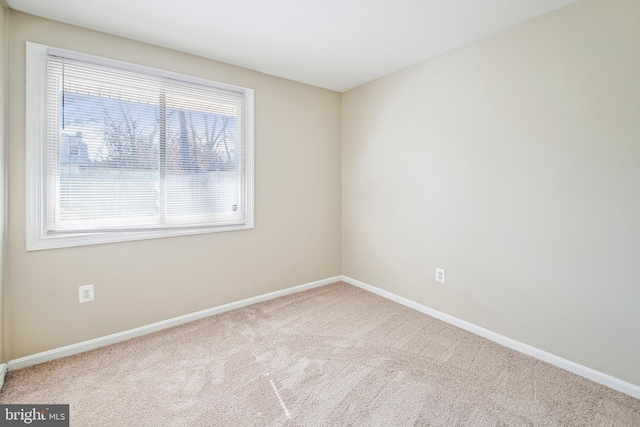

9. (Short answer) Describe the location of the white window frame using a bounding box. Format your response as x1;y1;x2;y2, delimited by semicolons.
26;42;254;251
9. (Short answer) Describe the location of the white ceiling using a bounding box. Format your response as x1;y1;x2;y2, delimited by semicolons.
7;0;577;92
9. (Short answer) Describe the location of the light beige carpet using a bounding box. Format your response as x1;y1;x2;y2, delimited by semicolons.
1;282;638;426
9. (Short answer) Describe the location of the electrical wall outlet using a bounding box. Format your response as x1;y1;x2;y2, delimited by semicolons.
79;284;95;303
435;268;446;284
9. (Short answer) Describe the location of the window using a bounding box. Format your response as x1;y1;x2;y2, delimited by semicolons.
26;43;254;250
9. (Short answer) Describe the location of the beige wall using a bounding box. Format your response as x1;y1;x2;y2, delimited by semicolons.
7;12;342;359
0;3;6;363
343;0;640;386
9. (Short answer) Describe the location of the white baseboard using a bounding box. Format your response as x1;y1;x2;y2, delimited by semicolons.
7;274;639;400
0;363;6;390
8;276;341;372
341;275;640;400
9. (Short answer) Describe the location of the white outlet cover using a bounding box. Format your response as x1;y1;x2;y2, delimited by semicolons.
79;284;95;303
435;268;446;284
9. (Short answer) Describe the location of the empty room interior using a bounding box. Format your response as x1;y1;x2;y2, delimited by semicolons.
0;0;639;425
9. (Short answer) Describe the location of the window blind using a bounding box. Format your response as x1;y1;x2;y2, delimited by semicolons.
44;55;248;233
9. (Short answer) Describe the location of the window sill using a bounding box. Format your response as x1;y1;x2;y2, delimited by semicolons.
26;222;254;251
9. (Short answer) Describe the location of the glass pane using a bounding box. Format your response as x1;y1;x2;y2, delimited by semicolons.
165;108;239;220
57;92;160;228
